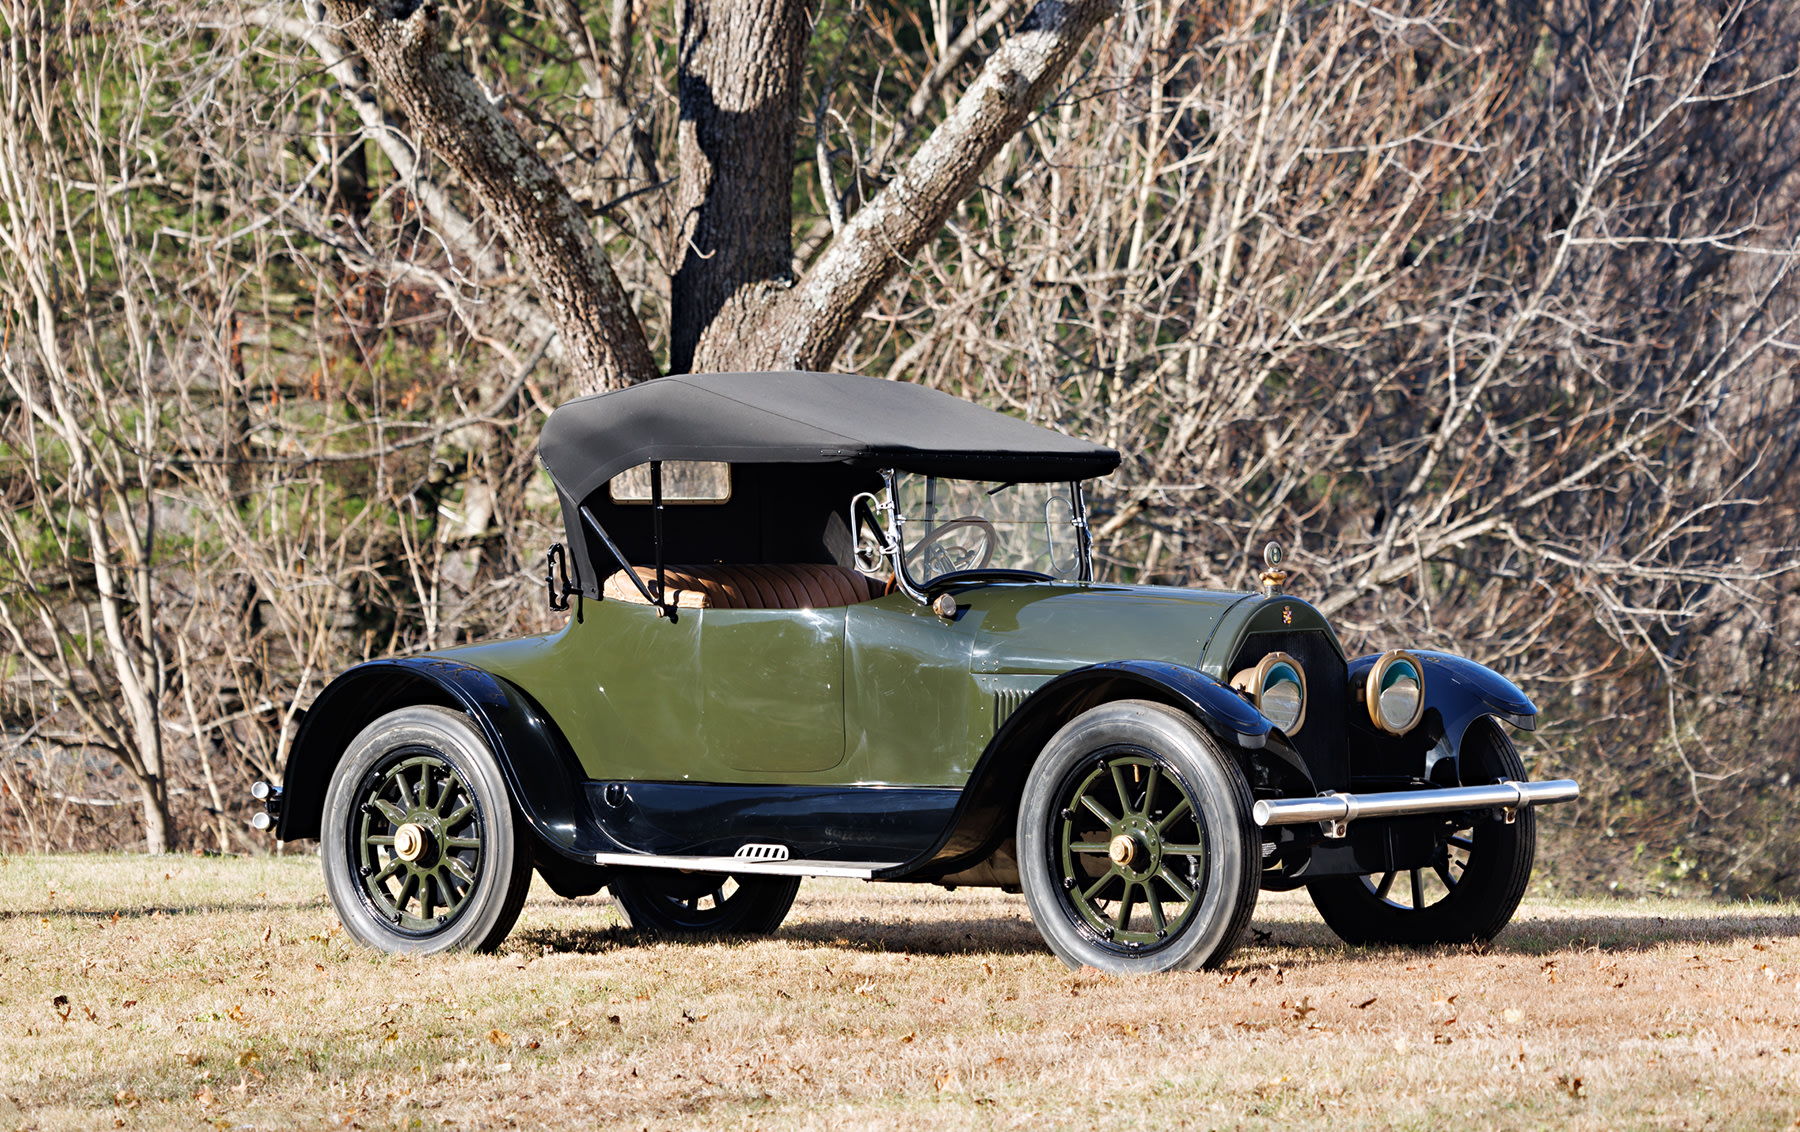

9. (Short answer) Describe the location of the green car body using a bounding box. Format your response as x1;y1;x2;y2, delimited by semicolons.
266;373;1576;970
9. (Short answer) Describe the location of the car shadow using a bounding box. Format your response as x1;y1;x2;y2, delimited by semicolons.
515;905;1800;961
2;901;323;921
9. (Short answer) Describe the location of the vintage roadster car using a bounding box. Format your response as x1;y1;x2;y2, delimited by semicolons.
257;372;1577;972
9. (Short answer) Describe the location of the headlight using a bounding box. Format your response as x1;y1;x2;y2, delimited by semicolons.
1365;650;1425;735
1231;652;1307;734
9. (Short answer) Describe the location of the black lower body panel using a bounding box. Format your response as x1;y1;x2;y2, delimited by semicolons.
585;781;961;864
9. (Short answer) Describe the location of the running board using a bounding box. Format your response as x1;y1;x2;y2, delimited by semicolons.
1253;779;1580;839
591;851;901;879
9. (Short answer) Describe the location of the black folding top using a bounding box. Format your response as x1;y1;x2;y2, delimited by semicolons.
539;371;1119;504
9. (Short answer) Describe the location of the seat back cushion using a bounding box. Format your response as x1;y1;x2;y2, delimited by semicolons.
602;563;883;610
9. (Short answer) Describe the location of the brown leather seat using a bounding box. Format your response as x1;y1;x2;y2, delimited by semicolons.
602;564;883;610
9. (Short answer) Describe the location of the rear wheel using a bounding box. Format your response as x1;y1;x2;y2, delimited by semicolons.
1306;718;1536;945
1017;700;1260;973
322;706;532;954
608;870;799;936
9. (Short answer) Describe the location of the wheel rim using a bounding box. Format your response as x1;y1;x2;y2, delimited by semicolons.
350;748;485;933
1052;746;1210;951
1357;825;1475;912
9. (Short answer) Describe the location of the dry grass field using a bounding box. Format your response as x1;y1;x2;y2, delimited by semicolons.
2;855;1798;1131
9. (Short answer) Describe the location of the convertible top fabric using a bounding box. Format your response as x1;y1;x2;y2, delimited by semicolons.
539;372;1119;504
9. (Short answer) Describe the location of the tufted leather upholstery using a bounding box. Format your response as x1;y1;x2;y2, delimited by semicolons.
602;564;884;610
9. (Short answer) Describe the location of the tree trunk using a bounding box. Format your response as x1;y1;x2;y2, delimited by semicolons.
670;0;813;372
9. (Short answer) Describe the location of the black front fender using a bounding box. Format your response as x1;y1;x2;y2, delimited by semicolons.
1346;650;1537;785
878;660;1309;881
275;657;605;863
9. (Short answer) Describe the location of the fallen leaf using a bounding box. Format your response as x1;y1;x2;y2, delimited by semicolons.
486;1028;511;1046
1354;996;1378;1009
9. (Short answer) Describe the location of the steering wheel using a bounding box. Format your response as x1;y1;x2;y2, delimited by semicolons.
905;517;998;578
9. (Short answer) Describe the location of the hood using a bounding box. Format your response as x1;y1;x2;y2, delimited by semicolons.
961;582;1255;676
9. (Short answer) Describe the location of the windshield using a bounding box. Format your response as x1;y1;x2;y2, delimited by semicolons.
893;475;1086;586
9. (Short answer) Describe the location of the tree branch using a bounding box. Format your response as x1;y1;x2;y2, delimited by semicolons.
761;0;1118;372
316;0;659;391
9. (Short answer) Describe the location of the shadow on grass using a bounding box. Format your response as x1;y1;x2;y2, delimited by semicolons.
2;901;324;921
516;905;1800;963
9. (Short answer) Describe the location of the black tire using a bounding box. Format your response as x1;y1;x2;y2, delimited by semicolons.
1017;700;1261;973
608;871;800;936
322;705;532;954
1306;717;1536;946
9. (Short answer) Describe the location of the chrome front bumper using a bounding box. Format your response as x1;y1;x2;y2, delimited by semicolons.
1252;779;1580;839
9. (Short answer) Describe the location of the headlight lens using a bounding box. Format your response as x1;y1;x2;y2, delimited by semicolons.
1231;652;1307;734
1366;650;1425;734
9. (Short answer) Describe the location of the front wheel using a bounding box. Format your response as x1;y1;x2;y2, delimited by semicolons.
1017;700;1261;973
608;870;800;937
321;705;533;954
1306;717;1536;946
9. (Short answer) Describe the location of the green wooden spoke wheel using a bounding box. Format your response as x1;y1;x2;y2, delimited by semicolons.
323;706;531;954
1056;751;1211;946
352;753;486;931
1306;718;1536;946
1019;700;1260;973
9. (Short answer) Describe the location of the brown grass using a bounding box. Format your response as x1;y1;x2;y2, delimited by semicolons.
3;854;1799;1130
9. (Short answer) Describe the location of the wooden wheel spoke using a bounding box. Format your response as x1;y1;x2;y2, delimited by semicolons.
1081;870;1116;902
441;801;475;827
372;857;405;885
444;855;475;886
1114;881;1138;931
1147;892;1168;935
1155;797;1192;833
1068;842;1111;854
1141;766;1161;819
1374;871;1396;900
1160;843;1204;856
1079;795;1118;826
1434;860;1458;892
1156;866;1195;903
372;799;408;826
1410;868;1425;909
1109;763;1135;815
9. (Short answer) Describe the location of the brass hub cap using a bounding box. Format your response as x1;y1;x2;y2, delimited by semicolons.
1108;834;1138;867
394;822;429;863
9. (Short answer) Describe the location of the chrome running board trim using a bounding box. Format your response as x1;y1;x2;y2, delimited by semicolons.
591;851;899;879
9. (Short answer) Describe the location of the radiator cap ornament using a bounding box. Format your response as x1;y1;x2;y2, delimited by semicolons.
1260;541;1287;597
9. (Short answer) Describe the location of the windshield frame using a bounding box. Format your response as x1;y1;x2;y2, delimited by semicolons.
870;470;1094;599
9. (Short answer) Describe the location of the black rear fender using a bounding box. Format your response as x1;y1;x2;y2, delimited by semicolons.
879;661;1308;880
275;658;600;864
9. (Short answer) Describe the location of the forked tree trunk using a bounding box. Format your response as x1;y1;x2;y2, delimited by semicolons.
304;0;1117;388
669;0;812;373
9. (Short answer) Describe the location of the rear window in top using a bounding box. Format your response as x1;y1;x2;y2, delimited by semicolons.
608;461;732;503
